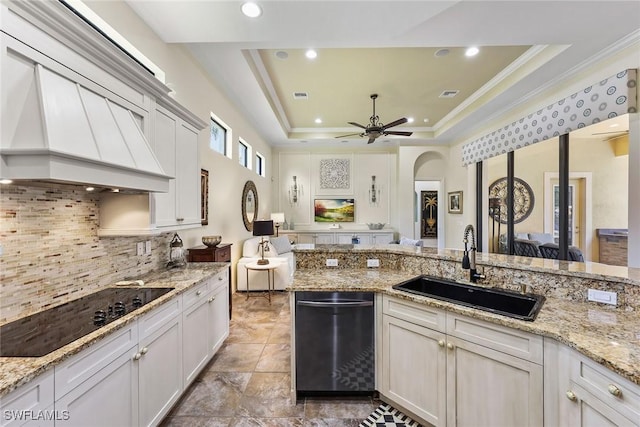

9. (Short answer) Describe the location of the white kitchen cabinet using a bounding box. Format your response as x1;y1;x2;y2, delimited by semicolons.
182;271;230;387
380;295;544;427
551;342;639;427
153;105;201;230
0;370;54;427
382;314;447;426
137;298;183;427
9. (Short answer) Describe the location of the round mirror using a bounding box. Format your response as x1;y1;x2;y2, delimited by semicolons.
242;180;259;231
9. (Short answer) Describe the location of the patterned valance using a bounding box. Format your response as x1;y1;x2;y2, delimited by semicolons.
462;69;638;166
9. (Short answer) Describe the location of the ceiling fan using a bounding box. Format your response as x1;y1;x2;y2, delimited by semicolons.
336;94;413;144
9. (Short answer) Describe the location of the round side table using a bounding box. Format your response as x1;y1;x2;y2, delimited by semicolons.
245;260;280;303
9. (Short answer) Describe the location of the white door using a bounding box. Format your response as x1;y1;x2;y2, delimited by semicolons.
551;179;581;246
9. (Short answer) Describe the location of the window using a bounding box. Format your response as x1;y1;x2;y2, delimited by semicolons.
238;138;252;169
210;113;231;158
239;140;248;167
255;152;265;177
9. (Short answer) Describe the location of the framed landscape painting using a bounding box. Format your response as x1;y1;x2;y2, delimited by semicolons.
314;199;355;222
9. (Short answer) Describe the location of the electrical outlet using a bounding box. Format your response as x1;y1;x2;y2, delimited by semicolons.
326;259;338;267
367;259;380;268
136;242;144;256
587;289;617;305
145;240;152;255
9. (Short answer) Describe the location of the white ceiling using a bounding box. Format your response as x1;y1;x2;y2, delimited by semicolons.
122;0;639;148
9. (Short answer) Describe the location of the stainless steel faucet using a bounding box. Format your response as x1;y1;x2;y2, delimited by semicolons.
462;224;485;283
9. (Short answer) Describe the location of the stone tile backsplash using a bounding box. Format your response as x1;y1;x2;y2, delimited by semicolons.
0;183;172;324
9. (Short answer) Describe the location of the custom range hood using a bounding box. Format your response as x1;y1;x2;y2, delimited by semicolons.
1;63;171;193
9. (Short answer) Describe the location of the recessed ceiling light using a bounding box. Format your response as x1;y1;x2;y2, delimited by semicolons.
314;118;322;124
241;2;262;18
305;49;317;59
0;179;13;184
434;48;450;57
465;47;479;57
423;118;430;123
407;117;414;123
275;50;289;60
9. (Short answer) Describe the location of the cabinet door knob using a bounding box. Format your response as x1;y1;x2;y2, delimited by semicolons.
133;352;142;361
140;347;148;355
208;296;215;303
196;290;202;296
608;384;622;397
446;343;454;350
177;217;184;222
438;340;445;347
566;390;578;402
218;276;223;280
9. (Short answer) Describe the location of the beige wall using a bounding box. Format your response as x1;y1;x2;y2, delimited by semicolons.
85;1;275;286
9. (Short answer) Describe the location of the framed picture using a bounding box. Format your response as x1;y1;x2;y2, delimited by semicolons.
314;199;355;222
201;169;209;225
448;191;463;214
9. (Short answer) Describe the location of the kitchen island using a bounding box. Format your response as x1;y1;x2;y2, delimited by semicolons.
0;262;229;427
288;244;640;426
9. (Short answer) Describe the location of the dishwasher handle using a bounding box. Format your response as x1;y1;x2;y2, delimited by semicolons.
297;300;374;308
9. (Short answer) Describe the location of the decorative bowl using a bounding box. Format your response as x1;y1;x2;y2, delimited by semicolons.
366;223;385;230
202;235;222;247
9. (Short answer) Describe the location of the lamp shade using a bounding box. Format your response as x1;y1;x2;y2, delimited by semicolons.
253;220;274;236
270;212;285;224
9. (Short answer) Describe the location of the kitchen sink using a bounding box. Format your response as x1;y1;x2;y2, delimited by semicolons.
392;276;545;321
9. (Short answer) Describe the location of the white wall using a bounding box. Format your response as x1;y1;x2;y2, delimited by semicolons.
86;1;275;285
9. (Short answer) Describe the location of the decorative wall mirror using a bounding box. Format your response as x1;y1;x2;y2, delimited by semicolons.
242;180;258;231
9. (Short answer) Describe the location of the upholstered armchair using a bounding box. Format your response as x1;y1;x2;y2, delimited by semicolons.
236;236;296;291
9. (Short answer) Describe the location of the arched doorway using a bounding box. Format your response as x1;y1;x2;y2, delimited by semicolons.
414;151;446;248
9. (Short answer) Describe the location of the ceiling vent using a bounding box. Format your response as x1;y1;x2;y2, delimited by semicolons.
293;92;309;100
439;90;459;98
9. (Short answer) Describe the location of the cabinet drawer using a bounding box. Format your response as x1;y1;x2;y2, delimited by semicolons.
215;245;231;262
383;295;446;332
446;313;543;364
55;324;137;399
212;269;229;289
138;298;181;340
182;279;212;309
569;350;640;421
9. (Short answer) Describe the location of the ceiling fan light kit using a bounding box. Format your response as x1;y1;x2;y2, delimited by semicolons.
336;94;413;144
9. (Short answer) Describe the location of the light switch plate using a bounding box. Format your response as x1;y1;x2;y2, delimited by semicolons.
136;242;144;256
367;259;380;268
587;289;617;305
145;240;152;255
326;259;338;267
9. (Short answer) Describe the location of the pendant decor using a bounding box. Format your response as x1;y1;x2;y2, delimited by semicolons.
420;190;438;238
488;177;534;224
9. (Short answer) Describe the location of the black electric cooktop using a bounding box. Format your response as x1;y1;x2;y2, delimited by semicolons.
0;287;173;357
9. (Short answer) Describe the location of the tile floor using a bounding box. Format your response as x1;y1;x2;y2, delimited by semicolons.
160;291;379;426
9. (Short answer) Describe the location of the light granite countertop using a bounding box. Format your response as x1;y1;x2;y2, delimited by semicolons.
0;263;228;398
288;268;640;387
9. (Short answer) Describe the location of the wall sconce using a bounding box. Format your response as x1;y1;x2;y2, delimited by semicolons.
369;175;380;205
288;176;303;206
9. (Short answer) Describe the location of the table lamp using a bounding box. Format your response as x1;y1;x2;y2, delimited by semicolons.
253;219;274;265
270;212;285;236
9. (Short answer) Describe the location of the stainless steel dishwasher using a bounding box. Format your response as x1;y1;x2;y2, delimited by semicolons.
294;291;375;395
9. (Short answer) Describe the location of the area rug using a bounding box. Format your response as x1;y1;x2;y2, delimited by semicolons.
359;403;422;427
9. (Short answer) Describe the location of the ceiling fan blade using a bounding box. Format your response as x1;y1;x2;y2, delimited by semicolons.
381;117;408;130
367;137;377;144
384;131;413;136
348;122;367;129
335;133;362;138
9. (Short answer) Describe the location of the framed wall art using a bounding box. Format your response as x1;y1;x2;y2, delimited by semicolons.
314;199;354;222
201;169;209;225
448;191;463;214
